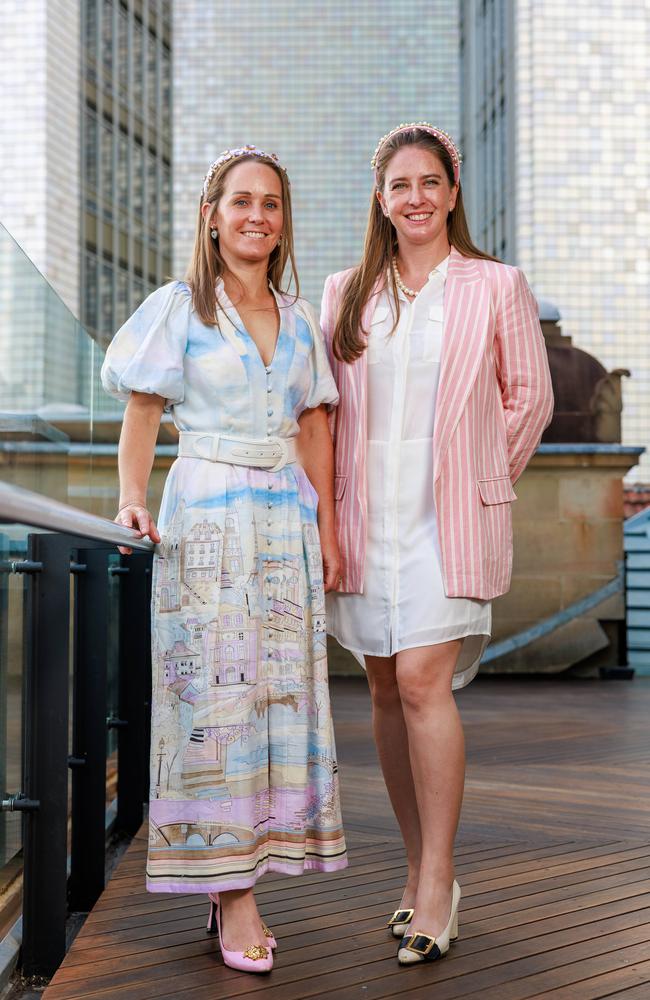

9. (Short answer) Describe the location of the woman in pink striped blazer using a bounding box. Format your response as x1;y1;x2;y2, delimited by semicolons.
320;123;553;965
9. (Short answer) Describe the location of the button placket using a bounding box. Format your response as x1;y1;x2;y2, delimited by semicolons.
265;365;274;435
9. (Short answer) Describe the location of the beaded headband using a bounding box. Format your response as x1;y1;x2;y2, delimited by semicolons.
202;145;287;198
371;122;462;184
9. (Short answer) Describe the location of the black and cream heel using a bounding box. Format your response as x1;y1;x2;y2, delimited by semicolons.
387;907;415;939
397;880;461;965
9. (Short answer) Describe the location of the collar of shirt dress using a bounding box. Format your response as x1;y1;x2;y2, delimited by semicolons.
367;254;450;442
369;254;450;362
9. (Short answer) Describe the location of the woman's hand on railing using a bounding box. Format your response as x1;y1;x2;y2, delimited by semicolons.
115;503;161;555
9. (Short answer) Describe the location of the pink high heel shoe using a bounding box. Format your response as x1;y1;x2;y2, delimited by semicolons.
207;894;277;949
206;893;274;973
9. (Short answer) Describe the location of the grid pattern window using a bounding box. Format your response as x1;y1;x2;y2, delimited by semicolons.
460;0;513;261
514;0;650;475
172;0;461;304
81;0;172;365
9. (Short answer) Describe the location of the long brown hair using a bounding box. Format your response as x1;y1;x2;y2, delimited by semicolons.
333;127;498;363
186;153;299;326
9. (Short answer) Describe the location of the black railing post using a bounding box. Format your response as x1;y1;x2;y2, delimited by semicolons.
116;552;152;835
0;533;9;866
68;545;110;912
21;533;73;977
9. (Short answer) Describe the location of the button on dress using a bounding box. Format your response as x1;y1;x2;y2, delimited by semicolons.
327;257;491;689
102;280;347;892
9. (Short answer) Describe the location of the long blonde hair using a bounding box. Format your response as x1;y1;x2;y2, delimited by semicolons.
186;153;299;326
332;127;498;363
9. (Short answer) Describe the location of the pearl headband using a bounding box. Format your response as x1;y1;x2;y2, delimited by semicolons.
371;122;462;184
202;145;287;198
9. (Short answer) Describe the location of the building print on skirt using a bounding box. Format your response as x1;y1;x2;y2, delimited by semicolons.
147;482;345;893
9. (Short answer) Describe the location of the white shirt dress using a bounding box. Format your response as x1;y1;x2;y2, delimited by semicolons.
327;256;491;689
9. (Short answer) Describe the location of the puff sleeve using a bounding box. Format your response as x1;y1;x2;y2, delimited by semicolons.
298;299;340;412
101;281;191;411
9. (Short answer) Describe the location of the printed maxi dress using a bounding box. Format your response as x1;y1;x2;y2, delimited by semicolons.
101;279;347;893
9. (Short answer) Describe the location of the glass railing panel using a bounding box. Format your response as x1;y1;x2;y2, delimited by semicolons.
0;220;129;899
0;221;124;519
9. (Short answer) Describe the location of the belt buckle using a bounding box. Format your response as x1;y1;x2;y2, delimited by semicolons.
192;433;220;462
267;437;289;472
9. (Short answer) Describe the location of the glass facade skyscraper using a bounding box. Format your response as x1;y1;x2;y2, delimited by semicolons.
461;0;650;476
460;0;515;262
171;0;461;303
0;0;173;412
80;0;173;350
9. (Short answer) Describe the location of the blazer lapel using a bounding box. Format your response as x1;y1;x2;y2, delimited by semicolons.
433;248;490;482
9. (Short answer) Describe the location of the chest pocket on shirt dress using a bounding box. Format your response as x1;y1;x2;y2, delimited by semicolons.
410;304;444;364
367;305;392;365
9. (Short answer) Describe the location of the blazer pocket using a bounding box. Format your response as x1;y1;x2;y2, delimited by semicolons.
477;476;517;505
334;475;348;501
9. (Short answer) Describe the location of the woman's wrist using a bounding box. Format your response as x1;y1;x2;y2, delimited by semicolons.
118;497;147;511
317;514;336;537
316;503;335;527
318;520;338;544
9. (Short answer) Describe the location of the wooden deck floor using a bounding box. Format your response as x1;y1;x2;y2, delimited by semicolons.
44;676;650;999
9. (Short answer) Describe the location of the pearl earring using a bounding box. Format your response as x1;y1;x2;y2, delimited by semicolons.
210;228;218;240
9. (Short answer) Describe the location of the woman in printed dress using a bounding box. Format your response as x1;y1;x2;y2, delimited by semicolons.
102;146;347;975
321;124;553;966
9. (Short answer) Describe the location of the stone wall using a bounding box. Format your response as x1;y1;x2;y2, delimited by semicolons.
330;445;641;677
3;440;639;678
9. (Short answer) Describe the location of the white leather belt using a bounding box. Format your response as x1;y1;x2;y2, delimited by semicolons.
178;432;297;472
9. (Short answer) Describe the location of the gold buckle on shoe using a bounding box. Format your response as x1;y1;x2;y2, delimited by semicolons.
387;908;414;927
404;931;437;955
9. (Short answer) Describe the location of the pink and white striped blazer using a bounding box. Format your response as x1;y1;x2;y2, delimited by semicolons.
320;247;554;601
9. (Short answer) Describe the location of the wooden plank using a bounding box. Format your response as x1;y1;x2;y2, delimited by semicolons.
624;535;650;550
627;651;650;668
627;610;650;626
43;676;650;1000
626;553;650;568
626;590;650;608
45;888;650;998
627;628;650;647
523;959;650;998
84;839;631;930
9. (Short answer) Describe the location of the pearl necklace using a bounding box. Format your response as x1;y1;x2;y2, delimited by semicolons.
391;257;420;298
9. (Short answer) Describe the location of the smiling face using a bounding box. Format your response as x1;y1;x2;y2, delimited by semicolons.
203;159;284;266
377;145;458;250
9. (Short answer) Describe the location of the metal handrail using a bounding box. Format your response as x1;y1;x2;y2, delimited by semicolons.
0;481;156;552
483;565;623;663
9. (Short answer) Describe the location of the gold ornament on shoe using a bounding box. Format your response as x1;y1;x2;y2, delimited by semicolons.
262;924;273;939
404;931;437;956
387;907;414;927
243;944;269;961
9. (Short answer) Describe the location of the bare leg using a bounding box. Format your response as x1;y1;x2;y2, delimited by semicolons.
366;654;422;907
396;640;464;936
217;889;268;951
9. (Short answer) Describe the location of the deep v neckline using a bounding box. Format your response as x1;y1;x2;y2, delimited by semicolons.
219;283;283;369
